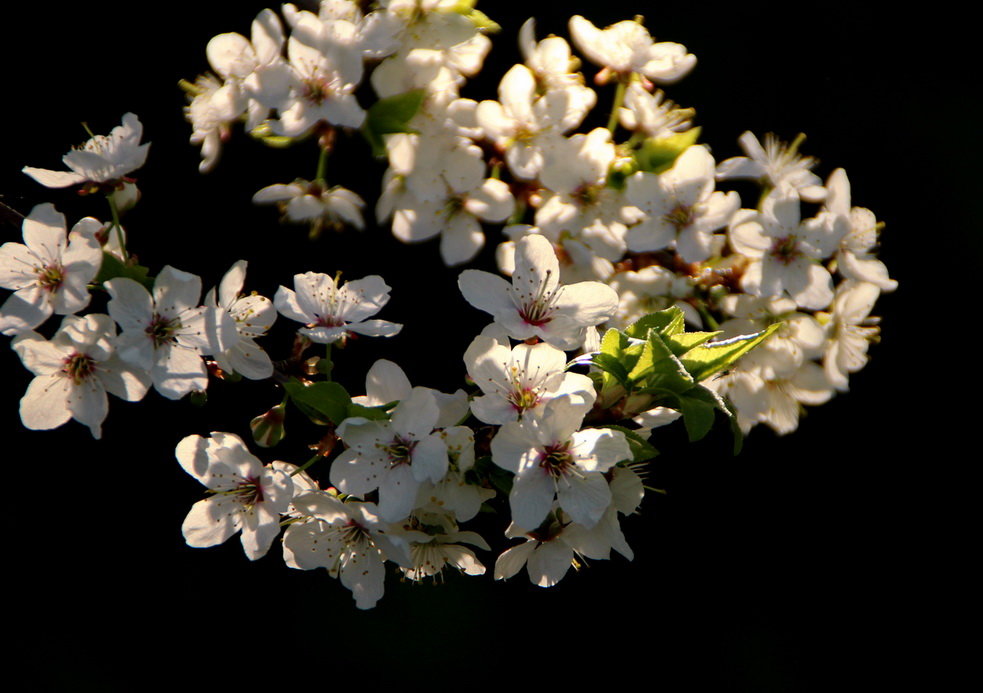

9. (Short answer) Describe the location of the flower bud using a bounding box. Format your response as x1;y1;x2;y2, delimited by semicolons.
251;402;287;448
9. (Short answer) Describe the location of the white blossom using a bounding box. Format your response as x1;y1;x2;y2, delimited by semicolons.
205;260;276;380
716;131;826;202
0;204;102;336
176;432;295;560
12;314;149;438
568;15;695;84
458;233;619;350
491;396;630;530
106;266;236;400
274;272;401;344
23;113;150;189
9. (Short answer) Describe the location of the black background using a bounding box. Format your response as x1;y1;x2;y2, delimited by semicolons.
2;2;973;690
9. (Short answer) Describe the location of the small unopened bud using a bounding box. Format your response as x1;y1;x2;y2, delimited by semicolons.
251;402;287;448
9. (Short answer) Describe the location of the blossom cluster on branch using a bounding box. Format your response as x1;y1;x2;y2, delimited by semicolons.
1;1;894;608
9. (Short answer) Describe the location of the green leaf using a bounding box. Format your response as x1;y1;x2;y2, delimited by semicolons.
680;323;781;382
592;352;632;389
664;330;721;357
93;252;153;291
633;127;701;174
466;8;500;32
361;89;426;157
674;386;719;442
346;402;391;422
283;379;352;425
597;425;659;464
624;307;685;340
629;330;694;394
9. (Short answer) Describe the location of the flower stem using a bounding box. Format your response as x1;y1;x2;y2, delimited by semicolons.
607;79;628;134
291;453;324;477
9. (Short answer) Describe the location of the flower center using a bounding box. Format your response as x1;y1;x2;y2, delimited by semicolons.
508;386;540;413
769;235;801;265
382;435;417;467
61;352;96;385
146;313;182;347
340;519;371;546
302;75;336;105
664;204;693;229
571;184;600;208
517;269;561;327
234;477;265;506
538;442;574;479
36;263;65;292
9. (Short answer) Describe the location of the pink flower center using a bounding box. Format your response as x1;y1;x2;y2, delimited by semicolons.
538;441;574;479
36;263;65;292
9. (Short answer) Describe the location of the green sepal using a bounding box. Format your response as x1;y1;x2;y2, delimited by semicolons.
94;252;153;291
361;89;426;157
189;390;208;408
633;127;701;174
679;323;781;382
596;425;659;464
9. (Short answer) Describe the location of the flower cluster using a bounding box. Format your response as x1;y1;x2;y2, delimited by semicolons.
2;2;894;609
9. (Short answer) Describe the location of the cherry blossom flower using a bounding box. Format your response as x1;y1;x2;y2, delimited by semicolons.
823;280;882;391
253;180;366;234
23;113;150;189
716;131;826;202
274;272;401;344
568;15;695;84
0;204;102;336
618;82;693;138
272;10;366;135
176;432;295;560
494;507;633;588
205;260;276;380
458;234;619;350
491;396;630;530
822;168;897;292
624;144;740;263
330;388;449;522
463;333;596;425
729;186;843;310
106;266;237;399
282;492;411;609
12;314;150;438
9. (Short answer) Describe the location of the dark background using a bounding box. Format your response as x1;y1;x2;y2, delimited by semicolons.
2;2;973;689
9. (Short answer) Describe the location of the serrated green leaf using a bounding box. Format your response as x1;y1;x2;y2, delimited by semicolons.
630;331;694;394
624;307;685;340
680;323;781;382
283;379;352;425
634;127;701;174
592;352;632;389
664;330;721;357
93;252;154;290
361;89;426;157
597;425;659;464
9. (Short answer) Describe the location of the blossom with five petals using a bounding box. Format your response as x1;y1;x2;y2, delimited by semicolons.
0;204;102;336
458;234;618;350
